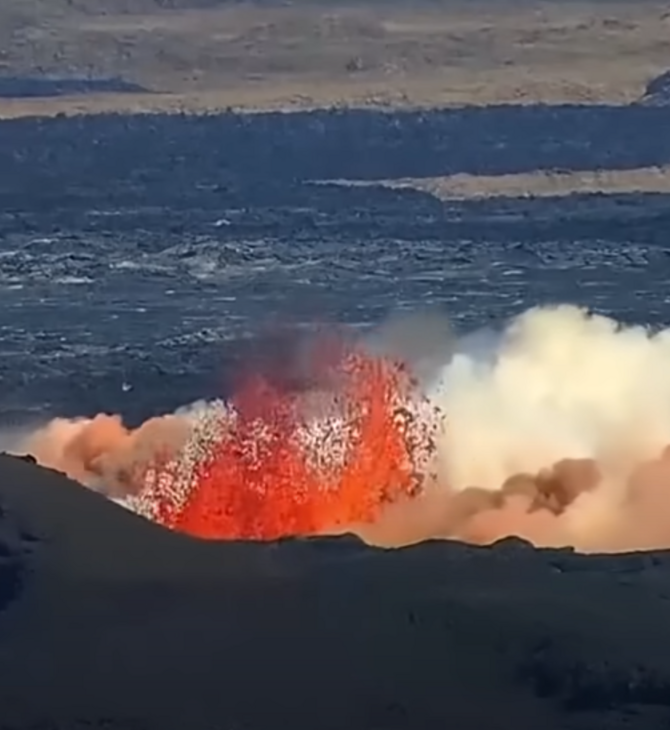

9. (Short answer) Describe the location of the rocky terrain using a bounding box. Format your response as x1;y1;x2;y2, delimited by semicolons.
2;453;670;729
1;104;670;424
640;69;670;106
1;0;669;116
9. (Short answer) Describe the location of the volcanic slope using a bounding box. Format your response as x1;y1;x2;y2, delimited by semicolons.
2;455;670;729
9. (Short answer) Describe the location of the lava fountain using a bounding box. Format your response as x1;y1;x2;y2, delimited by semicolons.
130;349;435;540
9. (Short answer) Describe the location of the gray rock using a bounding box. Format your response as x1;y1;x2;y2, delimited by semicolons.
637;70;670;106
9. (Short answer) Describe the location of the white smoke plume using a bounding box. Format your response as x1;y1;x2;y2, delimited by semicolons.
16;304;670;553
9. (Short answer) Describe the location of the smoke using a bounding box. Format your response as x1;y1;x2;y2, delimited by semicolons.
16;304;670;553
364;304;670;552
22;406;203;499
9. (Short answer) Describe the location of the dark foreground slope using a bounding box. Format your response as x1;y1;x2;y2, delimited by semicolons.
1;455;670;729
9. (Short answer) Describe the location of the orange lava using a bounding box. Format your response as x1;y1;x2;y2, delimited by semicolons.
152;352;427;540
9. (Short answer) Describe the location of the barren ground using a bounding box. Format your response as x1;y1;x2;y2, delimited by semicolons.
3;453;670;730
322;166;670;199
0;0;669;118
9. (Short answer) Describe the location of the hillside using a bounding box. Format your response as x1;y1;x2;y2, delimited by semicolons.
2;453;670;729
0;0;669;115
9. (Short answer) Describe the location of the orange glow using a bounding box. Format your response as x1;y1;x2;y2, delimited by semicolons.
150;352;427;540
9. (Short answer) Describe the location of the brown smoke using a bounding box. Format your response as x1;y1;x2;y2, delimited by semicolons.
355;450;670;553
23;413;191;499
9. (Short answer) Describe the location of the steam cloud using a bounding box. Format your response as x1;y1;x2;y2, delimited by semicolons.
18;304;670;553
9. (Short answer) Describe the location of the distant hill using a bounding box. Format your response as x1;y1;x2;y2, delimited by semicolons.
0;0;667;113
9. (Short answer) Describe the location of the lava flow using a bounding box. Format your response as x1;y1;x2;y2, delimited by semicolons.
135;351;431;540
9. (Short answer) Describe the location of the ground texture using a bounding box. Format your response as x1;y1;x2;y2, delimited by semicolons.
1;0;669;117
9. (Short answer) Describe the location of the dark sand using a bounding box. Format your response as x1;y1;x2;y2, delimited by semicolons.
1;455;670;728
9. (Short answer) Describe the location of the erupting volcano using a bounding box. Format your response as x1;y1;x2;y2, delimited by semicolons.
22;304;670;554
134;350;432;540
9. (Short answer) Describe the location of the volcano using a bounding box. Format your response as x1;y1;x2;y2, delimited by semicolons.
1;454;670;729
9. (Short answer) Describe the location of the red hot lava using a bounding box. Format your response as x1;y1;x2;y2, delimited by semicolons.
146;352;430;540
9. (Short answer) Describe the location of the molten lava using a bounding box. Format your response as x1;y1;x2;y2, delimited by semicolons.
147;352;428;540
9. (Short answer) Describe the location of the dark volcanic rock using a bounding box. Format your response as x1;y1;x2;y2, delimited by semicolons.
3;106;670;197
2;454;670;728
0;75;149;99
638;70;670;107
0;509;23;611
